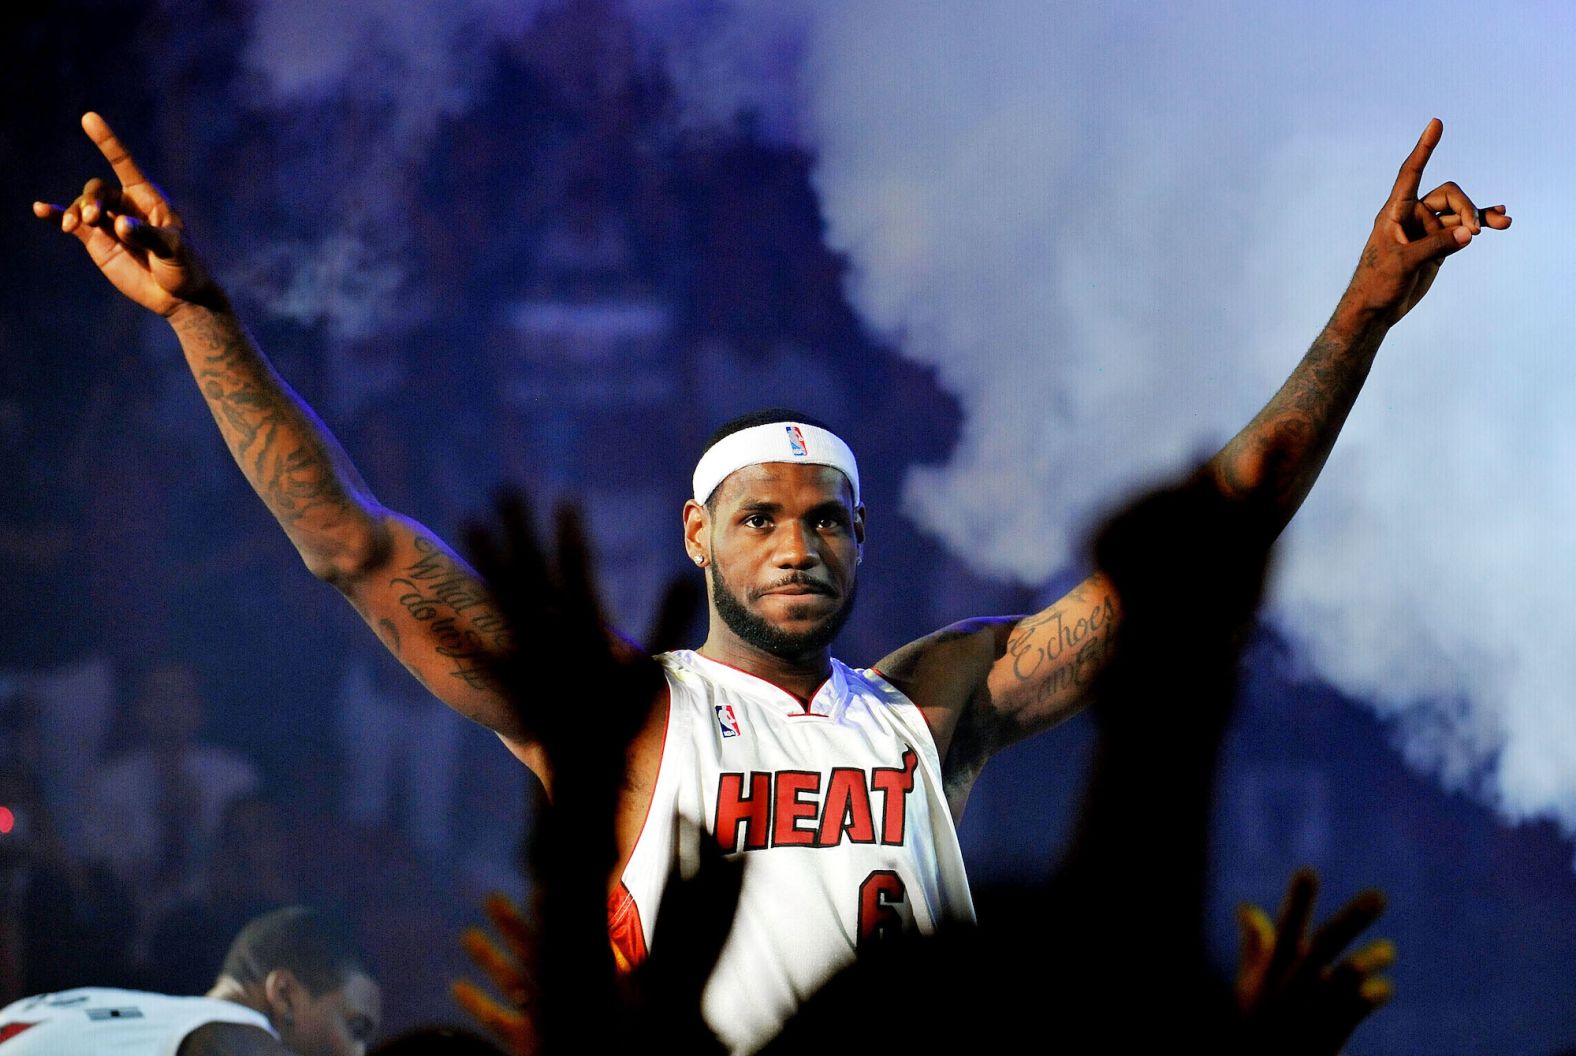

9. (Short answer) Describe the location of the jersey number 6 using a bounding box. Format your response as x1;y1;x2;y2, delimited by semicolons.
857;870;907;947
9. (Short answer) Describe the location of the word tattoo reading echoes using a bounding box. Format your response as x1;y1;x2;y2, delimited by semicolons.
1007;593;1118;701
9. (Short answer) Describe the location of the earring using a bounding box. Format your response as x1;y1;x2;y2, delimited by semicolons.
693;553;705;566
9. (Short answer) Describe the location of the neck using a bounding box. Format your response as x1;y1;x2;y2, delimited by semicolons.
698;633;832;703
205;977;264;1016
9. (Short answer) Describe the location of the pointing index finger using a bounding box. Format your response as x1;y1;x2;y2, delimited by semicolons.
1393;118;1443;208
81;111;149;191
1388;118;1443;212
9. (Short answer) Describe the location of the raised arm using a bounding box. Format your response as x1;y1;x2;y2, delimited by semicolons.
36;113;543;777
1206;119;1508;527
166;307;530;748
881;119;1508;800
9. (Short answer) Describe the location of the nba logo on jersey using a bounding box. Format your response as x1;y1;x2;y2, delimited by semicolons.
785;424;808;457
716;704;741;738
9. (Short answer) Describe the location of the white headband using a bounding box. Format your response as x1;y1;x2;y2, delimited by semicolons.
693;422;861;506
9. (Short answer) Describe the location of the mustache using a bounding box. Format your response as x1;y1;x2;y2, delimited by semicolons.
751;573;835;599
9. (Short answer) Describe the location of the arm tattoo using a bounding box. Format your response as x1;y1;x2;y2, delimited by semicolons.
178;309;364;533
388;536;514;695
1213;324;1382;518
1004;592;1118;707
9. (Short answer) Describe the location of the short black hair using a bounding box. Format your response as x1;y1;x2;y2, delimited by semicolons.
219;906;367;996
702;408;833;454
701;408;837;511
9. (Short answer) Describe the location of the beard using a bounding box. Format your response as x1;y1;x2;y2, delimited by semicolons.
709;562;857;660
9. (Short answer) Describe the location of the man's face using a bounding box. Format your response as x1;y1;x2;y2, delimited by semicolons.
697;463;863;660
277;970;382;1056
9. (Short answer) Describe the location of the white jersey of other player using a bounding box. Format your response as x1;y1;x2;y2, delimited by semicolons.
0;987;274;1055
609;650;975;1053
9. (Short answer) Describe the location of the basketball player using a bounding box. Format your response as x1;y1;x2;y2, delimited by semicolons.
36;113;1505;1051
0;906;380;1055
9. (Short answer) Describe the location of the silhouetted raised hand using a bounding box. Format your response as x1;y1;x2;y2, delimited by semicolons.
1235;867;1394;1056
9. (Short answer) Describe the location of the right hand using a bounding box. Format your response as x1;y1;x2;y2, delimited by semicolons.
454;891;540;1055
33;112;218;318
1235;867;1395;1056
1339;118;1510;328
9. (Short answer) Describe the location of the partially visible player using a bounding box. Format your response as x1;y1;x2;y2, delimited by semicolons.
0;906;380;1056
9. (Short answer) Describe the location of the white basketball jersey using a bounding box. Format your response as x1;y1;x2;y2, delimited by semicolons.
610;650;975;1053
0;988;275;1055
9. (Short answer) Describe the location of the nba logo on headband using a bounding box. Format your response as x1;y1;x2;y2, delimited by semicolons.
692;420;861;506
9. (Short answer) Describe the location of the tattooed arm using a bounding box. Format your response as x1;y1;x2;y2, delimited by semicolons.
875;575;1119;815
173;301;531;745
1208;118;1507;527
878;120;1507;804
37;113;546;779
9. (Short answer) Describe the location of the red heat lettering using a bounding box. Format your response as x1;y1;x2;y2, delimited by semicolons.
773;771;821;846
715;771;771;852
711;746;919;851
817;767;876;846
870;748;918;846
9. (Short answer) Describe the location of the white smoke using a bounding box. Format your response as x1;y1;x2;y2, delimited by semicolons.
626;0;809;142
230;0;1576;837
237;0;539;337
774;3;1576;833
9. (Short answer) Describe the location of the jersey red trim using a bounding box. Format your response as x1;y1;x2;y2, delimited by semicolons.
689;652;832;713
609;682;671;963
607;881;649;972
859;666;945;761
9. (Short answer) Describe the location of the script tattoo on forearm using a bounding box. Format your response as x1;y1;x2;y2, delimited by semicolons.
1006;590;1118;706
389;536;514;694
180;310;358;531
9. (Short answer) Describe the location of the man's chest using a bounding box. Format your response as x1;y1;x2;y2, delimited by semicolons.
683;679;930;854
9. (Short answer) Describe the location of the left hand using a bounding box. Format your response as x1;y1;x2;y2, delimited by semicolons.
462;492;698;798
1342;118;1510;327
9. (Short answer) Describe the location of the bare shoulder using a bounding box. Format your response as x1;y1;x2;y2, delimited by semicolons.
874;571;1122;774
873;616;1019;761
177;1021;290;1056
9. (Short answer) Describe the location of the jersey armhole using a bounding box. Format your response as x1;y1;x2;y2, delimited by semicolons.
617;682;673;872
860;665;946;770
611;667;684;954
